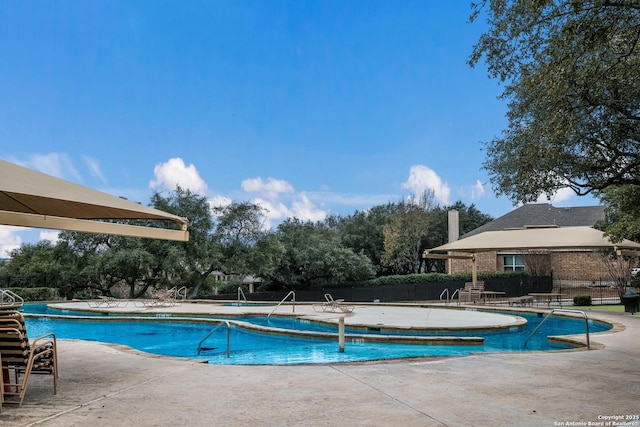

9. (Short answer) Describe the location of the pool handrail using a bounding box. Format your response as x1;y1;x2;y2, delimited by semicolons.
439;288;459;306
175;286;187;301
0;289;24;308
197;320;231;357
524;308;590;350
237;287;248;304
268;291;296;318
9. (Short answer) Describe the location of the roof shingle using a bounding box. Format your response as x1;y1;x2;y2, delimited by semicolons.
462;203;605;238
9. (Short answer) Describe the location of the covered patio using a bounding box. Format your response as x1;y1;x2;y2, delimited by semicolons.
423;226;640;305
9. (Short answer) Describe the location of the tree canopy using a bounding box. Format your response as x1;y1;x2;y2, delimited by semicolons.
381;193;437;275
596;185;640;243
2;188;493;296
331;203;396;275
264;218;375;290
469;0;640;203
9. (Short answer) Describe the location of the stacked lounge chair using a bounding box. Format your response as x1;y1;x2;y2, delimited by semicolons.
0;310;58;407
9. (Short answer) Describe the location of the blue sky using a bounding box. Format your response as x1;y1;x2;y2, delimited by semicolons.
0;1;599;257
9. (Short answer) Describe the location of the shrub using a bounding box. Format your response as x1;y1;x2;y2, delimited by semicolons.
323;271;530;289
6;287;61;302
216;282;244;295
573;295;592;306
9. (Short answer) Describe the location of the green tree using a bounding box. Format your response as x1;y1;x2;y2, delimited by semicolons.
95;238;158;298
381;192;437;274
596;186;640;243
250;233;286;290
59;229;167;298
469;1;640;202
5;241;83;298
331;203;397;276
266;219;375;289
212;202;282;292
151;188;218;298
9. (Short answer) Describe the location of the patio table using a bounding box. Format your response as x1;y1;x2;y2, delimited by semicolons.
481;291;506;304
528;293;564;307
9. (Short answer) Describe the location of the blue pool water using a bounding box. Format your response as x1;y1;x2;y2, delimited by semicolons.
241;314;610;353
21;304;611;365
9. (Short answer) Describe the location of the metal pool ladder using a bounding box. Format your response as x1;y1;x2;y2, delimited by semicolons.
524;309;590;350
268;291;295;318
440;288;459;305
0;289;24;308
237;287;248;304
197;320;231;357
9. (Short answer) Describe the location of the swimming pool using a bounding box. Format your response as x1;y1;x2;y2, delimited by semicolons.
21;304;612;365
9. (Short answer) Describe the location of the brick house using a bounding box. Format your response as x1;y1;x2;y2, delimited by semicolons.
447;204;623;285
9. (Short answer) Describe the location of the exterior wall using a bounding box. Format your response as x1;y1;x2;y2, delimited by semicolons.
449;250;616;283
550;250;613;281
449;251;497;274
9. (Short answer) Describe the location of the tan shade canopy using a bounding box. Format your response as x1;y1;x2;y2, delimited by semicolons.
0;159;188;241
426;226;640;254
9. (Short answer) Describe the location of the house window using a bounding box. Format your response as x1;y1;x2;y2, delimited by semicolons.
503;255;525;271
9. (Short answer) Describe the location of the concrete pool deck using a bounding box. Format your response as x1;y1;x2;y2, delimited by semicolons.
2;302;639;426
46;300;526;330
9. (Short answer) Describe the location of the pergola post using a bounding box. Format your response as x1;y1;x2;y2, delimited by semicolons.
471;253;477;286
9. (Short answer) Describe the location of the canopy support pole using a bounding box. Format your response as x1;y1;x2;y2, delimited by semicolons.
471;253;477;286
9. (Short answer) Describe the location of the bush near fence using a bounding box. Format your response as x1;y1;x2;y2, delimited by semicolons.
1;287;61;302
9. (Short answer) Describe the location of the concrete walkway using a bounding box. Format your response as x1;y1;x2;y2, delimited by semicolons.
1;303;639;427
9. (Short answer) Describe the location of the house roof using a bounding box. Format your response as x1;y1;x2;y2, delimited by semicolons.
462;203;605;238
0;159;189;241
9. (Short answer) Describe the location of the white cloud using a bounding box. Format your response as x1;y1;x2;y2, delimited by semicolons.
536;187;574;204
150;158;208;196
402;165;451;205
0;226;23;258
254;198;291;219
39;230;60;244
250;194;328;227
471;180;485;199
303;190;396;208
208;195;232;210
238;176;326;225
82;155;107;184
290;193;327;222
11;152;82;182
252;198;292;229
241;177;294;199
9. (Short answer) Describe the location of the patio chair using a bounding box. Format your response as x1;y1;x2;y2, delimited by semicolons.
87;295;128;308
0;352;3;413
155;289;178;307
0;310;58;407
508;296;534;307
323;294;355;313
458;281;485;304
135;288;178;308
312;295;333;312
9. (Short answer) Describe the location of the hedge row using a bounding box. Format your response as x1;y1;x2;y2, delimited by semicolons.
3;287;61;302
325;271;530;289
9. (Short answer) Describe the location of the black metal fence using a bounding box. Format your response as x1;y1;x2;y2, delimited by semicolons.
2;273;565;304
553;281;622;305
209;275;554;303
0;275;47;288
